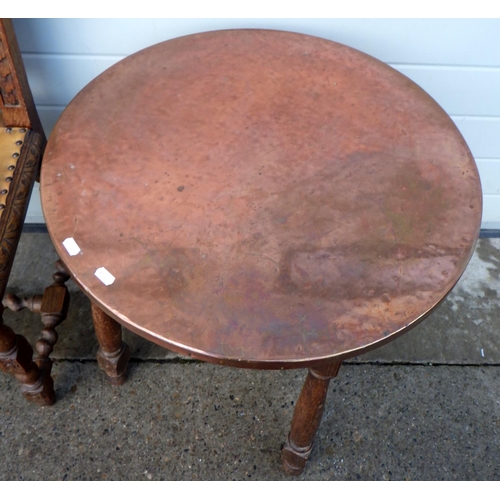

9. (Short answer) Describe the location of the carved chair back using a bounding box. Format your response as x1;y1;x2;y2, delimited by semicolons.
0;18;46;298
0;18;44;135
0;19;69;407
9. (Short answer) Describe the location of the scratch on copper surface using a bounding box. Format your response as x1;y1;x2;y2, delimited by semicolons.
166;233;181;248
157;224;184;233
245;253;280;271
396;259;403;294
257;147;279;160
191;324;208;340
131;236;146;248
316;227;337;240
373;198;398;243
194;279;214;321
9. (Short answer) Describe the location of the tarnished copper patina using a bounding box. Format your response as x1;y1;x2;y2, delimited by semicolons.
41;30;482;369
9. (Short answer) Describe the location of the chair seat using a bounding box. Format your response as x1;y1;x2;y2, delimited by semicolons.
0;127;27;213
0;127;43;295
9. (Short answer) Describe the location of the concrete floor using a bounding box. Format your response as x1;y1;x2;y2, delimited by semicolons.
0;232;499;480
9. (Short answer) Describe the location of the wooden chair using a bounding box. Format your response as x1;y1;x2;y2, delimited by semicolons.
0;18;69;406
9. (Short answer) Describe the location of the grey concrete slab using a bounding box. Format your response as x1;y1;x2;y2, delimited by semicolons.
356;238;500;364
1;231;500;481
1;362;499;480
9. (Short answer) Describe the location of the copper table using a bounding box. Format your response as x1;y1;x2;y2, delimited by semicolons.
40;30;482;474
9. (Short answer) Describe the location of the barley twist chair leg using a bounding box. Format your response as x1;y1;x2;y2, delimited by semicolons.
1;260;70;404
0;306;55;406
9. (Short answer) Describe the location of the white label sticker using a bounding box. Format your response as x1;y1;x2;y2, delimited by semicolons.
62;237;81;256
94;267;116;286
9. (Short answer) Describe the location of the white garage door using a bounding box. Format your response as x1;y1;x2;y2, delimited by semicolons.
14;18;500;229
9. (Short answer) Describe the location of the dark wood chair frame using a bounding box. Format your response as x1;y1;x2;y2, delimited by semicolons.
0;18;69;406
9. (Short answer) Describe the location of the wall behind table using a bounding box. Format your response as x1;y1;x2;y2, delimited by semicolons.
14;18;500;229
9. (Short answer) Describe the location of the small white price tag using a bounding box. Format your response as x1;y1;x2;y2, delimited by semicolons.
94;267;116;286
62;237;81;256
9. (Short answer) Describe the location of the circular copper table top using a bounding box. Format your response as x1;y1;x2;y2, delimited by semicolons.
41;30;482;369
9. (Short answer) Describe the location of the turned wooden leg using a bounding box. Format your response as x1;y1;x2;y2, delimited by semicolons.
36;260;70;375
281;361;342;475
0;306;55;406
91;303;130;386
2;260;70;405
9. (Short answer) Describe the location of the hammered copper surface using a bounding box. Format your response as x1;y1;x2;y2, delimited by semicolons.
40;30;482;368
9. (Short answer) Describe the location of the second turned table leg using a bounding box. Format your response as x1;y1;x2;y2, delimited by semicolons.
91;303;130;385
281;360;342;475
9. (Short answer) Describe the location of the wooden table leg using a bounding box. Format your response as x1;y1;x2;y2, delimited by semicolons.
0;308;55;405
281;361;342;475
91;303;130;386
